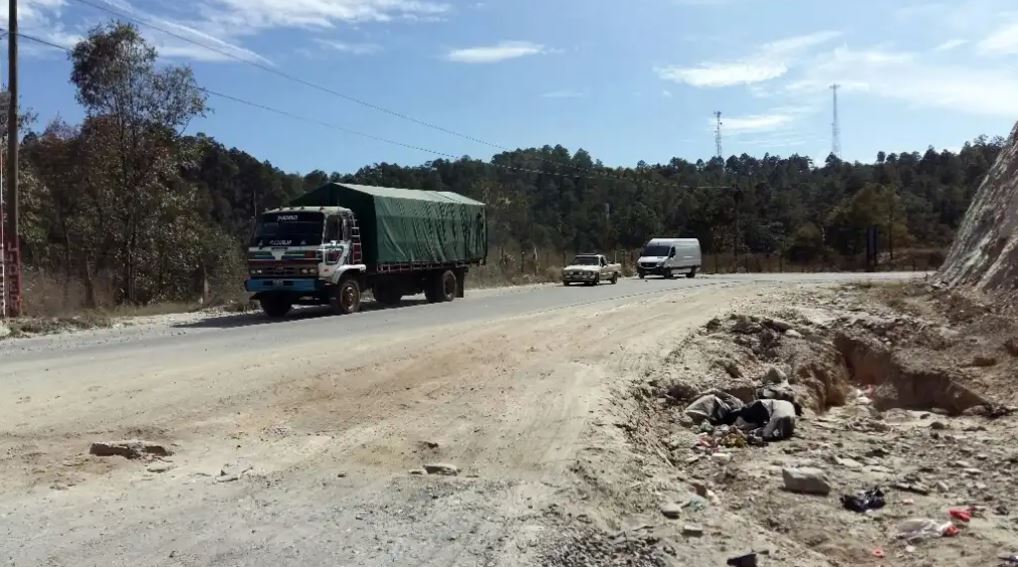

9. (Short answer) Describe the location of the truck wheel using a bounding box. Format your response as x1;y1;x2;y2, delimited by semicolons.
638;270;645;280
686;268;697;279
259;295;291;318
330;278;361;315
664;269;674;279
373;285;402;306
427;270;457;303
611;273;619;285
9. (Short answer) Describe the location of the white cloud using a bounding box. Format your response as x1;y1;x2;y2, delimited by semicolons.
313;38;381;55
661;89;673;98
977;21;1018;55
199;0;450;30
446;40;545;63
657;62;787;88
716;113;794;133
541;89;584;99
791;46;1018;117
656;30;840;87
934;38;968;51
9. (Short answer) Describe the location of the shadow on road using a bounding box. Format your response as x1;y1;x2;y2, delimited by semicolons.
174;299;430;330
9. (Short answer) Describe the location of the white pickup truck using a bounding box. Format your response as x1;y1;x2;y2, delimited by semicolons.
562;254;622;286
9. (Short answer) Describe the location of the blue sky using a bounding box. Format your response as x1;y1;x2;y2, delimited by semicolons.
5;0;1018;174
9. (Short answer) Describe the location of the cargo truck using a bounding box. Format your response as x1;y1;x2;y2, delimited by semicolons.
245;183;487;318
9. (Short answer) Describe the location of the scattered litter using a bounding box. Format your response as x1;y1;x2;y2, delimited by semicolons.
999;552;1018;565
948;508;972;523
840;487;885;513
896;518;957;542
726;552;758;567
872;547;885;558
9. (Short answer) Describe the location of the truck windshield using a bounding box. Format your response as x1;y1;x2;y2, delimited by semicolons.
642;244;671;256
572;256;600;265
251;211;324;247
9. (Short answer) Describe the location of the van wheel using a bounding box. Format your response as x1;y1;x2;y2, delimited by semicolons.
427;270;457;303
259;296;291;318
330;278;361;315
611;273;618;285
664;269;674;279
686;268;697;279
638;271;645;280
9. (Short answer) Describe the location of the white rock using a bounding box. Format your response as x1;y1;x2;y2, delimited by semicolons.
782;467;831;495
660;503;682;519
785;329;803;339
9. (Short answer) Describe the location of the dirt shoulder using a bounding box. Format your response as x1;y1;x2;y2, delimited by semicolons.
0;280;753;566
543;282;1018;567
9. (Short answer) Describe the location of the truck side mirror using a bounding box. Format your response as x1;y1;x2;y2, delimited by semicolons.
669;248;676;257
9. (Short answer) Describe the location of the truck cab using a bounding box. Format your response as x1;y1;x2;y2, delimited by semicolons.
246;206;366;317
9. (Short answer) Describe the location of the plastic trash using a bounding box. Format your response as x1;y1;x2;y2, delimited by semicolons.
872;547;885;558
896;518;956;542
948;508;972;523
840;487;886;513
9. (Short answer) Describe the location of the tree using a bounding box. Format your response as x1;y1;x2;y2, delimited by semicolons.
69;22;207;303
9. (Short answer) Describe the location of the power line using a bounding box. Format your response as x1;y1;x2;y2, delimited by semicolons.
69;0;513;153
67;0;670;187
14;29;732;193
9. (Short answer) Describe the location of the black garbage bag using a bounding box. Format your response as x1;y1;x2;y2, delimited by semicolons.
840;487;886;513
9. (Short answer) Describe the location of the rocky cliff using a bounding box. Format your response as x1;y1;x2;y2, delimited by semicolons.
939;122;1018;291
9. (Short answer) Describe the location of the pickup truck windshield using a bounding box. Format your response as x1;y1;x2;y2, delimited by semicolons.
572;256;600;265
251;211;324;247
642;244;671;256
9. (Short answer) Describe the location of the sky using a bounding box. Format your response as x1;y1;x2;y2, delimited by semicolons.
3;0;1018;175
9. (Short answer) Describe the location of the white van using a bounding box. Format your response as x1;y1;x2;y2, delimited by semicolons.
637;238;702;279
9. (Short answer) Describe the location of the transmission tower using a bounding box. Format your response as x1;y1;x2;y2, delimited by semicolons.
714;111;723;159
830;84;841;158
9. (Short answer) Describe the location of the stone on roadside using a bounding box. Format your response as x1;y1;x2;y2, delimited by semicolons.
89;440;171;460
0;321;10;338
784;329;803;339
423;463;459;476
146;462;174;473
660;503;682;519
682;524;704;537
761;366;787;385
763;317;793;332
781;467;831;495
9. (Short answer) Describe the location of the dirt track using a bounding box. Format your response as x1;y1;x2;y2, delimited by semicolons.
0;275;916;566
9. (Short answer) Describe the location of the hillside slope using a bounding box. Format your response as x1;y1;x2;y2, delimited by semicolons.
940;122;1018;291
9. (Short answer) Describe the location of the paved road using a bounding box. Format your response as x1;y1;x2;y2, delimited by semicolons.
0;271;920;367
0;271;923;567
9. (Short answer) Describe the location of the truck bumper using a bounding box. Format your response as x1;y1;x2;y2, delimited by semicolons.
245;278;322;294
563;273;599;283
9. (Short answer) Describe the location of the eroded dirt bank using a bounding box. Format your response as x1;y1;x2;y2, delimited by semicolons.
538;282;1018;566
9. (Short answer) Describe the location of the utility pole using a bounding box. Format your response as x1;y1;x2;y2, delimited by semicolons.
714;111;723;159
830;84;841;158
5;0;20;317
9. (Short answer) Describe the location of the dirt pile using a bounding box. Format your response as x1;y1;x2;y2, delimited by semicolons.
940;121;1018;292
616;284;1018;566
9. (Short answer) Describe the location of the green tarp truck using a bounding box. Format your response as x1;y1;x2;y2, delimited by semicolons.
245;183;487;317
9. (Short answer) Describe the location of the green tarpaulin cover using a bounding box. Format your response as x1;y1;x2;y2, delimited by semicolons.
290;183;487;266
